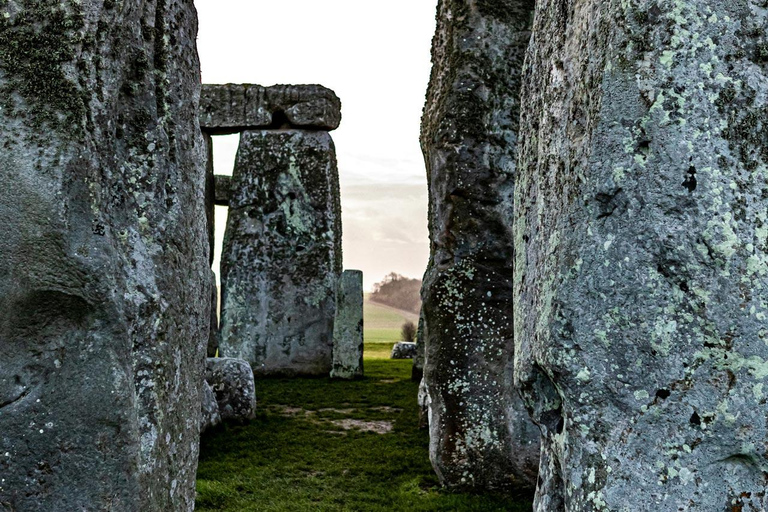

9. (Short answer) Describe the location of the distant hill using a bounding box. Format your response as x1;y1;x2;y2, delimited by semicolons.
369;273;422;314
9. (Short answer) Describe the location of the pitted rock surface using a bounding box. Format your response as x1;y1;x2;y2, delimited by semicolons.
515;1;768;510
200;381;221;434
331;270;364;380
390;342;418;360
219;130;342;376
205;358;257;422
0;1;208;510
420;0;539;493
200;84;341;133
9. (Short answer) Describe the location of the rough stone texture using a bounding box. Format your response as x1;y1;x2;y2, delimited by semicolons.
205;358;256;422
200;381;221;434
391;342;418;360
331;270;364;380
418;378;431;430
0;1;208;510
514;1;768;510
420;0;539;493
219;130;342;376
200;84;342;133
412;310;426;381
208;269;220;358
214;174;232;206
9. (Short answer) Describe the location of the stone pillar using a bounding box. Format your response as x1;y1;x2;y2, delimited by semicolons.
331;270;364;379
0;1;208;510
219;129;342;376
515;2;768;510
420;0;539;492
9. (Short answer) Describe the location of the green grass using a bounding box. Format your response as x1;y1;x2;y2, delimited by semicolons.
195;359;532;511
364;296;416;348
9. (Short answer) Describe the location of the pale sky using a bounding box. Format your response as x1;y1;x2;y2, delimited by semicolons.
194;0;437;290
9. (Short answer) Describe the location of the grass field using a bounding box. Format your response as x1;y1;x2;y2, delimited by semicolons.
196;358;531;511
364;295;417;357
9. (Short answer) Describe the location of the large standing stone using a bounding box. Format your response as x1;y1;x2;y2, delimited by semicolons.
0;1;208;510
515;2;768;510
420;0;539;492
205;358;257;422
199;84;342;133
331;270;364;380
219;130;342;376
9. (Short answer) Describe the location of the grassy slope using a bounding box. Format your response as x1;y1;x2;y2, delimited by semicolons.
196;362;532;511
364;296;415;358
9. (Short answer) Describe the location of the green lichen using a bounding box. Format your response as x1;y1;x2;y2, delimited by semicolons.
0;0;86;132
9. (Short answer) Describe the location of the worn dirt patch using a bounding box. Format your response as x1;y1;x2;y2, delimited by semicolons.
331;419;394;434
370;406;402;413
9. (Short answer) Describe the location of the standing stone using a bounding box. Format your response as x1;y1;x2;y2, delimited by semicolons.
420;0;539;492
0;1;208;511
219;130;342;376
331;270;364;380
515;2;768;510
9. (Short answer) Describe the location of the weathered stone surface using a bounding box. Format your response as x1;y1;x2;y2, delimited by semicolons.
208;270;220;358
514;2;768;510
391;342;418;359
214;174;232;206
418;378;431;430
0;2;208;510
411;311;426;381
200;84;341;133
205;358;256;422
219;130;342;376
331;270;364;380
200;381;221;434
420;0;539;493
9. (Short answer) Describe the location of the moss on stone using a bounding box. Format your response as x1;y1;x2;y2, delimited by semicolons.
0;0;86;133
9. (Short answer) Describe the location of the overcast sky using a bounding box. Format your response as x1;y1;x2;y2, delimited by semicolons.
195;0;437;290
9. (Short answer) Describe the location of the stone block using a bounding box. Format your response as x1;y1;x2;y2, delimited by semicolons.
0;1;209;510
219;130;342;376
200;381;221;434
515;1;768;510
200;84;341;133
205;358;256;422
391;342;418;359
420;0;539;493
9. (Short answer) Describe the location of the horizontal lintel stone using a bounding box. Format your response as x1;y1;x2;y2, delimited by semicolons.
200;84;341;133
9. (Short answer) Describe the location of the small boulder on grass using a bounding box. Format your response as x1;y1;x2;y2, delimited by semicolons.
205;357;257;422
200;380;221;434
391;342;418;359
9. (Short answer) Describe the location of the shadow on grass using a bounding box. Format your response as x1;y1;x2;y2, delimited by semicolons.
196;360;532;512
